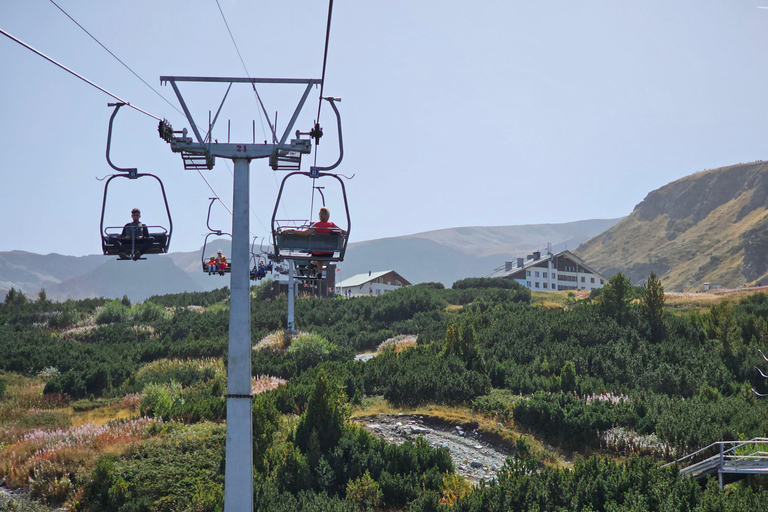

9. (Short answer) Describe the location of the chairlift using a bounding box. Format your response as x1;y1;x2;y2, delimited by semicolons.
201;197;231;276
270;97;351;274
100;103;172;260
250;237;274;281
271;171;350;268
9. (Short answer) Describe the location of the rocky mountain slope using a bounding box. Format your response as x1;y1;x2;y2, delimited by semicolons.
576;161;768;290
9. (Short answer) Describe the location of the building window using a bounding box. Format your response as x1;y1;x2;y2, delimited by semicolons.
526;270;531;276
535;271;539;278
581;277;585;282
543;272;548;278
535;282;540;288
526;281;531;287
591;277;595;284
395;280;402;286
552;273;556;279
543;282;548;289
600;279;604;284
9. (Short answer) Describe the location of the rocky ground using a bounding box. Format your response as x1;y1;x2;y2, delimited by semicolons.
354;414;514;483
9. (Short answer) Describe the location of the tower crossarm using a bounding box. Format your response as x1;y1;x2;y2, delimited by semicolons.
158;76;320;168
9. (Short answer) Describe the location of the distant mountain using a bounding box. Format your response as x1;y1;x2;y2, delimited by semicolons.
576;161;768;291
0;251;103;300
0;219;621;301
337;219;622;286
46;257;205;303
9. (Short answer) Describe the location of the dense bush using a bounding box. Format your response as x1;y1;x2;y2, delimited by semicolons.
442;454;768;512
8;279;768;510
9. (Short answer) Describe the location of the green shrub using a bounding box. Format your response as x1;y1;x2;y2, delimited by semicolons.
471;389;518;422
95;300;131;325
346;470;382;509
126;358;223;393
287;333;341;373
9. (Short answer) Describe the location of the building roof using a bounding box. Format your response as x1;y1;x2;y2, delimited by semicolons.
338;270;395;288
486;249;605;280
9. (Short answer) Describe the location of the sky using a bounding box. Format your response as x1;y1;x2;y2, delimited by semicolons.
2;0;768;257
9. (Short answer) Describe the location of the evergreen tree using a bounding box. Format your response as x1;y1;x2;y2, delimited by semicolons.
4;287;28;307
560;361;577;394
444;321;485;373
294;370;348;455
640;272;665;342
708;301;739;356
598;273;633;326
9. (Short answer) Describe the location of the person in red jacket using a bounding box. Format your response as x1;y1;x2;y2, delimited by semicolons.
215;251;228;276
286;206;346;275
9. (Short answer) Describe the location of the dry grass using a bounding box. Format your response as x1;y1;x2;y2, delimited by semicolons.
664;286;768;314
377;335;418;354
253;330;318;352
252;375;288;395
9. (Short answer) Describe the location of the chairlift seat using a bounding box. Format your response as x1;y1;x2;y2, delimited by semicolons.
102;228;170;257
202;261;232;274
274;231;345;260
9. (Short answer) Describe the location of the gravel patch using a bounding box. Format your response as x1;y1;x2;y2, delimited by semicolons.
355;414;513;483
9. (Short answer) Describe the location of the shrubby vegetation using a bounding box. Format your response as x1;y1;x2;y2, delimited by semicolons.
4;275;768;510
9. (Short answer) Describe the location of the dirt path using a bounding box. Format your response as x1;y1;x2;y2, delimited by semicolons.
354;414;513;483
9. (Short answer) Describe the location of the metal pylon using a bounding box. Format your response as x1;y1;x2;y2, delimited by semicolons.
159;76;317;511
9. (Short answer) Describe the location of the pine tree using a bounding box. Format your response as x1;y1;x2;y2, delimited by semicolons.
640;272;665;342
598;273;634;326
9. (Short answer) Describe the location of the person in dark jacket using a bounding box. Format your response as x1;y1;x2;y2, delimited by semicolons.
120;208;150;260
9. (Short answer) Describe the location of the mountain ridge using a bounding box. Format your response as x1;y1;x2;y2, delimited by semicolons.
576;161;768;290
0;219;620;301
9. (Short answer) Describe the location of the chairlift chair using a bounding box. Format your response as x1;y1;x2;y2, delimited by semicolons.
100;103;172;260
249;237;273;281
270;170;351;268
200;197;232;275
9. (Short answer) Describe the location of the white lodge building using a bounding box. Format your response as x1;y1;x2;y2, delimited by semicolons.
486;249;607;292
337;270;411;296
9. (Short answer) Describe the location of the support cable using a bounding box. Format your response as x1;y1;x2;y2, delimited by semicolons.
214;0;275;143
48;0;186;119
214;0;290;224
315;0;334;123
0;27;160;121
2;23;239;242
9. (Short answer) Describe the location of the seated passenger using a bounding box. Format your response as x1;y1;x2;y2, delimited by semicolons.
120;208;150;260
216;251;228;276
206;256;217;275
284;206;346;275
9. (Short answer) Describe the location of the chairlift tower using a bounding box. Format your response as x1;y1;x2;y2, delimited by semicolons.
159;76;318;511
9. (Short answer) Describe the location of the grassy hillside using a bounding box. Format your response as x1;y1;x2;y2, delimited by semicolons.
576;161;768;290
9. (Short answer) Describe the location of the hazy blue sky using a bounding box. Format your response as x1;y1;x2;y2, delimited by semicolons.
2;1;768;257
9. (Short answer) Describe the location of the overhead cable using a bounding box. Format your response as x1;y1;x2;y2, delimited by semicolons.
197;171;232;217
48;0;185;119
316;0;334;123
0;28;161;121
214;0;276;143
214;0;289;224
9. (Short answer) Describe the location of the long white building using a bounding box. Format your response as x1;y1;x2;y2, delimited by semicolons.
337;270;411;296
486;249;607;292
